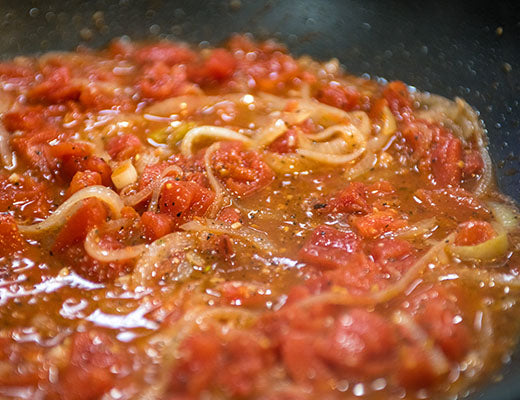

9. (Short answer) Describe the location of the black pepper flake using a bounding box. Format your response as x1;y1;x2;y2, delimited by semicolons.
313;203;327;210
176;212;182;217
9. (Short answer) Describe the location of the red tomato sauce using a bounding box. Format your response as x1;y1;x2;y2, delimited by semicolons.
0;35;518;400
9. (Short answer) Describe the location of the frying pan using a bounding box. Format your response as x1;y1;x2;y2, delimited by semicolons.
1;0;519;398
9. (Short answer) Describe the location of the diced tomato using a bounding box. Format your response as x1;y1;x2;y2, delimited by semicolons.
158;180;214;226
170;330;272;397
106;134;142;161
383;81;413;122
188;49;237;84
324;181;370;214
414;187;490;220
316;83;362;111
11;127;60;173
138;161;170;190
50;142;91;159
218;281;270;307
61;154;112;187
0;62;35;87
212;141;274;197
298;225;360;270
281;332;332;384
350;209;408;238
65;171;102;198
408;287;472;362
368;238;414;265
60;331;120;400
200;234;235;261
0;214;25;257
455;220;495;246
3;105;46;132
430;133;463;187
53;198;107;252
139;62;188;99
0;173;52;220
462;149;484;178
218;206;242;224
395;345;438;389
316;309;397;377
140;211;175;241
27;66;81;103
401;119;434;160
267;128;298;154
134;42;196;65
79;85;133;111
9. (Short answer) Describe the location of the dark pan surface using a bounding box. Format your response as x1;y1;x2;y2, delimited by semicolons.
0;1;519;398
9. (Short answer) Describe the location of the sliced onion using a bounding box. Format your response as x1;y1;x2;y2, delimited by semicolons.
254;117;288;147
180;218;275;252
122;165;183;207
448;232;508;262
396;217;438;239
85;225;147;263
204;142;227;218
0;121;16;170
344;151;377;179
380;105;397;136
292;233;456;308
488;201;519;231
181;126;253;156
263;152;316;174
131;232;194;287
473;144;492;198
18;186;124;234
392;311;451;376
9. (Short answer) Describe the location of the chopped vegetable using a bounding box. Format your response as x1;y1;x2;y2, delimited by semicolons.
111;160;138;190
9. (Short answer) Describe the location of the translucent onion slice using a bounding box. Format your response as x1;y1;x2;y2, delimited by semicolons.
181;126;253;156
85;228;147;262
204;142;227;218
392;311;451;376
18;186;124;234
448;232;509;262
131;232;194;287
180;218;275;252
473;144;493;198
263;152;316;174
0;121;16;170
488;201;519;231
254;117;288;148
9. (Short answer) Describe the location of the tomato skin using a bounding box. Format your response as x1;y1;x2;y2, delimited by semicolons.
0;214;25;257
140;211;175;241
60;331;120;400
213;141;274;197
53;198;107;252
455;220;495;246
298;225;360;270
159;180;215;226
65;170;102;198
106;134;142;161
